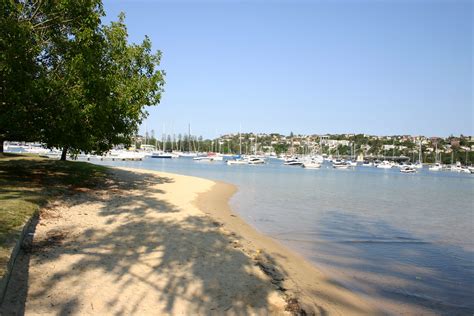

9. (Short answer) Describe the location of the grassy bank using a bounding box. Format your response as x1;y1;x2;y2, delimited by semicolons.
0;153;108;276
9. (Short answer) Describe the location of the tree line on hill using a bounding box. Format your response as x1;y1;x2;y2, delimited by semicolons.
0;0;165;160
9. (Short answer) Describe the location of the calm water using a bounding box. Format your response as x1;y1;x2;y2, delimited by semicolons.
94;157;473;314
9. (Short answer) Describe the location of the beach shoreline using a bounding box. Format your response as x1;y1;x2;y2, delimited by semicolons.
2;165;376;315
195;180;379;315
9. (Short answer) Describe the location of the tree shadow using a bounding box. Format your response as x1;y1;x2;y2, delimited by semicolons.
1;167;289;315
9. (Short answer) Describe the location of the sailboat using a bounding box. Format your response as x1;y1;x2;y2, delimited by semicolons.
429;144;442;171
227;126;249;165
414;141;423;169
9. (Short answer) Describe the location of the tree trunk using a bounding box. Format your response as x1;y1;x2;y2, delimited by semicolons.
0;139;4;154
60;146;68;161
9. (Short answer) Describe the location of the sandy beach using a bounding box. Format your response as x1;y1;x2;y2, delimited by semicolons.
2;166;377;315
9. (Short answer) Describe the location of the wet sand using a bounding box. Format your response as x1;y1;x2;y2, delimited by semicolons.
1;166;376;315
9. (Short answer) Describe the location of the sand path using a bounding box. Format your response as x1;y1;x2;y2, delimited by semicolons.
2;167;377;315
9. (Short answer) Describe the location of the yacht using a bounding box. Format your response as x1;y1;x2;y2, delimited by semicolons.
332;159;350;169
283;157;303;166
302;161;321;169
362;160;373;167
413;161;423;169
376;161;392;169
400;166;416;173
346;160;358;167
227;159;248;165
151;151;178;159
247;157;265;165
429;163;443;171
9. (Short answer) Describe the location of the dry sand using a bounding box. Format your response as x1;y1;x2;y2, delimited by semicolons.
2;167;378;315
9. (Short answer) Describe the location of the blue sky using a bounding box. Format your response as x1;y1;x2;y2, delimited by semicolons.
103;0;472;138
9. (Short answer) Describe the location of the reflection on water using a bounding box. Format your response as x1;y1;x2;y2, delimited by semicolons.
94;158;474;314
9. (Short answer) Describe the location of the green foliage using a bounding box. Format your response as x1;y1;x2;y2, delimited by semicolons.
0;1;165;158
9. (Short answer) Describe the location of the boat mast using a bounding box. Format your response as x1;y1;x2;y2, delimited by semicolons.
162;124;166;152
188;123;191;152
239;124;242;155
419;140;422;163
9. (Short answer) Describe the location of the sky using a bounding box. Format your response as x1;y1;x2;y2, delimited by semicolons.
102;0;473;138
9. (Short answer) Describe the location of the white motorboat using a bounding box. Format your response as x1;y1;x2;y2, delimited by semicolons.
302;161;321;169
227;159;248;165
429;163;443;171
193;156;214;162
346;160;358;167
362;160;373;167
400;166;416;173
332;159;350;169
376;161;393;169
284;158;303;166
413;161;423;169
151;151;177;158
247;157;265;165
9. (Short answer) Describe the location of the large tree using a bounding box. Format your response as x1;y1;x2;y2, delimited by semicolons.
0;0;44;151
0;1;165;159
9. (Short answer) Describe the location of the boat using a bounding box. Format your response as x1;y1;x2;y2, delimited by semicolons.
247;157;265;165
227;159;248;165
362;160;373;167
346;160;358;167
413;161;423;169
376;160;392;169
302;161;321;169
400;166;416;173
449;162;469;173
429;163;443;171
332;159;350;169
283;157;303;166
193;156;214;162
151;151;175;158
193;152;223;162
414;141;423;169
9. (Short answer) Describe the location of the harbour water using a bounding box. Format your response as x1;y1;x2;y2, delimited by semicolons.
95;158;473;314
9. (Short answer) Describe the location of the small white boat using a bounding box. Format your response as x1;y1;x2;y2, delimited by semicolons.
413;162;423;169
227;159;248;165
332;160;350;169
400;166;417;173
362;160;373;167
284;158;303;166
429;163;443;171
376;161;393;169
151;151;176;159
193;156;214;162
302;161;321;169
247;157;265;165
346;160;358;167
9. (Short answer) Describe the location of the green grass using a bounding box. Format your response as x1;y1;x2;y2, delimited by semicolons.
0;153;109;276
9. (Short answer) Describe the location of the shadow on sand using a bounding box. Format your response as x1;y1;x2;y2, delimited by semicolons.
1;167;294;315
